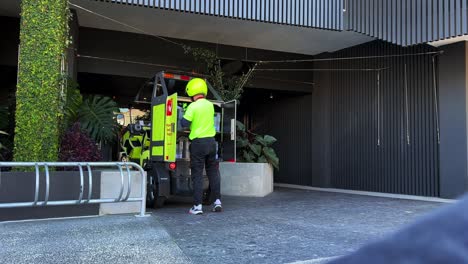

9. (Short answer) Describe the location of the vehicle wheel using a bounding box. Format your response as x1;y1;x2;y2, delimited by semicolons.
154;196;166;208
146;174;157;208
147;169;167;209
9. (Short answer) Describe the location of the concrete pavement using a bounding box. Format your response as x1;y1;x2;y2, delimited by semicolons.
0;188;445;264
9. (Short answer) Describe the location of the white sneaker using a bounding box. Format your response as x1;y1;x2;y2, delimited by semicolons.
189;204;203;215
212;199;223;212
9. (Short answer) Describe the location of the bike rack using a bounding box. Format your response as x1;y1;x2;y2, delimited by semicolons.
0;162;148;217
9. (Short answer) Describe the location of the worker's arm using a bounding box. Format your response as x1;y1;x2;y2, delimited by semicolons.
181;104;194;130
180;118;191;129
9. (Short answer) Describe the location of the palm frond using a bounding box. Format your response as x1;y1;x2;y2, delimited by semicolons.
0;130;9;155
77;95;119;143
64;85;83;127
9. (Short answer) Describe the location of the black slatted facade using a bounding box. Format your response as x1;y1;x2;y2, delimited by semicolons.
247;94;316;186
93;0;344;30
347;0;468;46
94;0;468;47
93;1;468;46
246;41;441;197
323;41;440;196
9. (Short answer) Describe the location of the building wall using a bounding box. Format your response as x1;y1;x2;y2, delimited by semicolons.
89;0;468;47
253;40;443;197
347;0;468;46
438;41;468;198
325;41;440;197
91;0;344;30
77;27;315;92
247;92;316;186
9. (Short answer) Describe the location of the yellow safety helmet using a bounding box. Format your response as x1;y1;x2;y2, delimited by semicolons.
186;78;208;97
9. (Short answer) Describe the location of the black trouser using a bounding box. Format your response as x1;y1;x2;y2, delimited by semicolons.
190;137;221;205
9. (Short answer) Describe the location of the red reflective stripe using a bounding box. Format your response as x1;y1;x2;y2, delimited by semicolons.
164;73;192;81
164;73;175;79
166;98;173;116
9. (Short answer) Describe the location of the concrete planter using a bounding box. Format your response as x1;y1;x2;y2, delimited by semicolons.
219;162;273;197
99;170;145;215
0;171;101;221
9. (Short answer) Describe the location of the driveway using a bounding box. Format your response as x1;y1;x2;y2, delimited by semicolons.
154;187;443;264
0;187;444;264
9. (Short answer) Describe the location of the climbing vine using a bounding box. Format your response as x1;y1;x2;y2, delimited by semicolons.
14;0;70;162
183;45;253;101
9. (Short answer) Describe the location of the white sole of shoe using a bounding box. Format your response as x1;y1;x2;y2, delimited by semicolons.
212;206;223;212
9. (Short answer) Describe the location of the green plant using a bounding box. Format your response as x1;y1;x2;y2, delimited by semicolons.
59;122;102;166
183;46;253;101
236;121;279;170
77;95;119;144
14;0;70;162
0;93;17;161
0;105;9;131
61;81;120;144
60;78;83;134
0;130;8;154
135;110;151;122
0;133;8;162
0;105;11;160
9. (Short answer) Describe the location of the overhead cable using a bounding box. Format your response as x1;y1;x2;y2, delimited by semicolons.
69;2;185;48
69;1;444;65
76;54;189;70
257;51;444;64
77;54;314;86
255;68;390;72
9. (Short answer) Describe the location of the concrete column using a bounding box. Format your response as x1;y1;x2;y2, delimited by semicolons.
438;41;468;198
14;0;69;162
312;61;331;188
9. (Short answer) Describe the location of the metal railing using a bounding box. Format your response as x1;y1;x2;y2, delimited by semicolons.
0;162;148;217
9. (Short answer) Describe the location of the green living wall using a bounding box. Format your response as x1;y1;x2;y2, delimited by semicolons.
14;0;69;162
